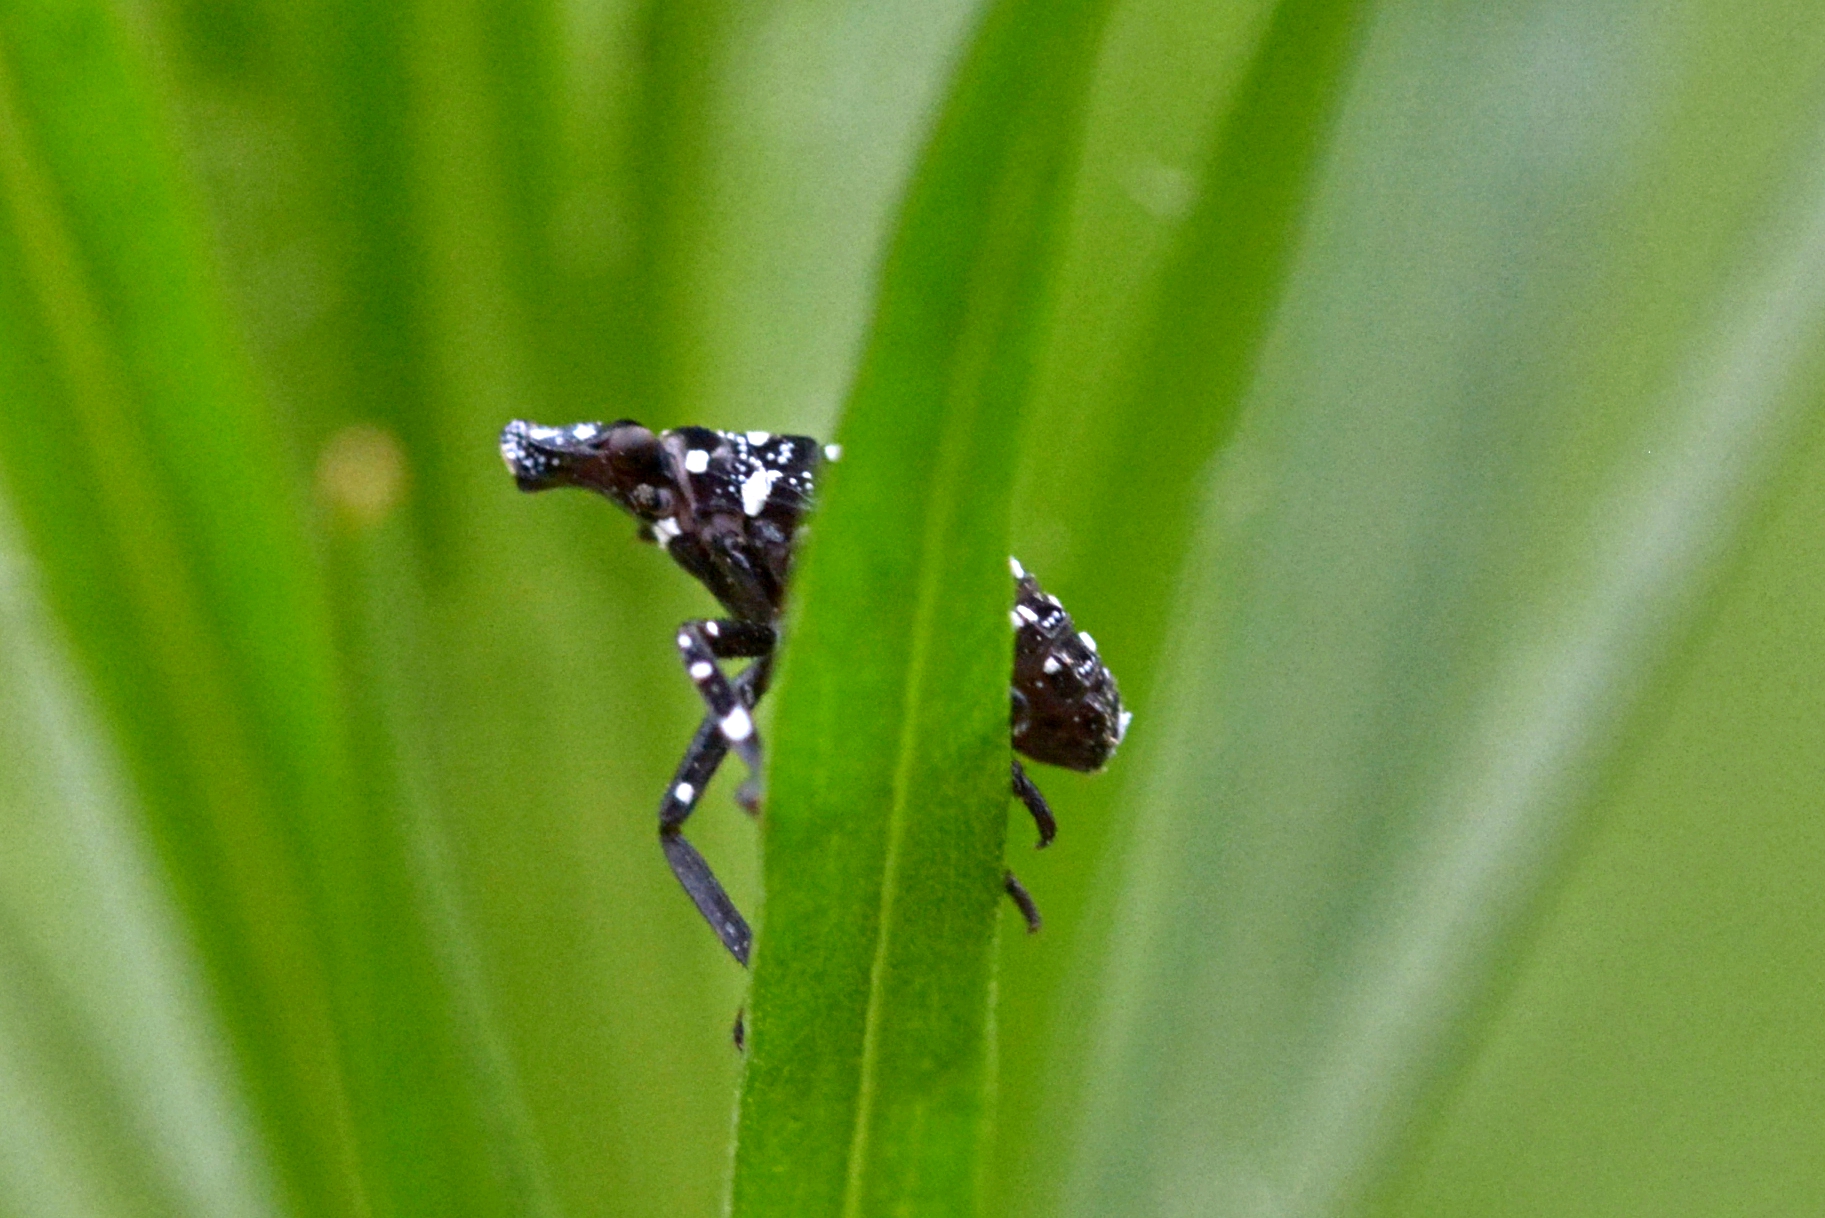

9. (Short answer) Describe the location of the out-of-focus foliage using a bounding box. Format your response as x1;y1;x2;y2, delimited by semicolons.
1;0;1822;1216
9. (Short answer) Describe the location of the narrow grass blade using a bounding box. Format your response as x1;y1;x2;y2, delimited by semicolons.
1035;0;1375;700
730;0;1116;1214
992;2;1377;1206
0;495;284;1218
2;3;579;1211
0;10;367;1212
1066;4;1825;1213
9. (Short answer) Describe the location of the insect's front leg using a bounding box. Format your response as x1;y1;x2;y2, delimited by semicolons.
675;619;774;792
658;661;768;966
660;720;749;965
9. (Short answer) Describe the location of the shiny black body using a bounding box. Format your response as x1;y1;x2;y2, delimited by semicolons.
499;419;1129;967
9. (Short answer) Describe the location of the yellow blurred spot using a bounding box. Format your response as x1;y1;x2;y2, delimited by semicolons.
316;424;407;527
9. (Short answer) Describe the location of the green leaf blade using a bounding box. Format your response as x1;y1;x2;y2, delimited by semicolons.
0;9;367;1213
1059;4;1825;1213
731;0;1116;1213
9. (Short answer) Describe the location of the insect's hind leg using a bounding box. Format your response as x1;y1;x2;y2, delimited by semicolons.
675;619;775;806
1003;871;1042;934
1002;763;1053;931
1011;759;1056;847
659;661;768;967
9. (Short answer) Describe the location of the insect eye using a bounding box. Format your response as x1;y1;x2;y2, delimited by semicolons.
604;421;663;475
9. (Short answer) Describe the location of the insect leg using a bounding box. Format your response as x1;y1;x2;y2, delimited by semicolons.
658;663;766;966
1011;759;1056;848
702;527;783;623
676;620;769;779
731;654;774;814
689;618;776;660
659;710;750;964
1003;871;1042;934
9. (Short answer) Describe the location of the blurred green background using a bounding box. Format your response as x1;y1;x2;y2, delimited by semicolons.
2;0;1823;1216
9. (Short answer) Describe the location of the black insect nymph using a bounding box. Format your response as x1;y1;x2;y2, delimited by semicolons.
499;418;1130;967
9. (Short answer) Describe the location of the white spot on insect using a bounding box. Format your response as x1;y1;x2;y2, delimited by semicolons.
720;707;754;742
677;632;692;649
653;517;681;543
1116;710;1133;742
823;444;843;462
1009;609;1024;629
741;467;778;516
1043;656;1061;674
684;449;710;474
527;424;562;441
776;441;794;461
689;661;713;680
674;782;695;804
1079;631;1098;653
1016;603;1040;624
571;422;598;439
704;621;720;637
1009;556;1025;578
745;430;771;446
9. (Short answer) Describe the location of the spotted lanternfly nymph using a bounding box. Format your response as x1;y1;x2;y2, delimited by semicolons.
499;418;1131;968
